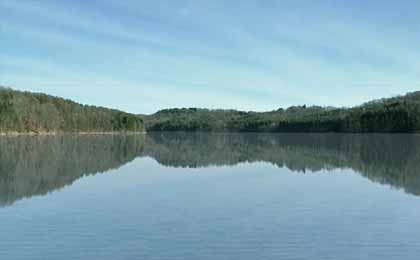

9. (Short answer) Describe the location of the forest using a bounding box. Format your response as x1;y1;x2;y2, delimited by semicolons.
144;91;420;133
0;87;144;133
2;86;420;133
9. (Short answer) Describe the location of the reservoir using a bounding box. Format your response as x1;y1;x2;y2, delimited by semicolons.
1;133;419;260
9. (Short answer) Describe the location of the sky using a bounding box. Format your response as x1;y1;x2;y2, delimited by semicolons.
1;0;420;114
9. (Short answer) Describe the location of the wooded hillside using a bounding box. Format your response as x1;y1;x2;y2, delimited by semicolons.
0;87;144;133
2;86;419;133
144;91;420;133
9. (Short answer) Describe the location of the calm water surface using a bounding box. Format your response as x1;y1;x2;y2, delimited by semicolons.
1;133;420;259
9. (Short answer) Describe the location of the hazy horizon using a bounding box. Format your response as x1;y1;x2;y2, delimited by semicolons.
2;1;420;114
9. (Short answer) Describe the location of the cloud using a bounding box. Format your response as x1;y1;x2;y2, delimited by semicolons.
2;0;420;113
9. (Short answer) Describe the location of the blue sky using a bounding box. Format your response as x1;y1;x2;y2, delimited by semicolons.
1;0;420;114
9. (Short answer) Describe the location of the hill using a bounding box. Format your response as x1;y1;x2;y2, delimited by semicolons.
144;91;420;133
2;87;419;133
0;87;144;133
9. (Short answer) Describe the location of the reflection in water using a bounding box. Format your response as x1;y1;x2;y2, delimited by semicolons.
0;133;419;207
0;135;145;207
144;133;420;196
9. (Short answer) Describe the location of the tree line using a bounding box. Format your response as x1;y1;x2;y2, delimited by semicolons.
2;86;419;133
0;87;144;133
144;91;420;133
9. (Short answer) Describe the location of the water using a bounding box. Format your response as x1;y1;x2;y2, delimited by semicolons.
1;133;420;260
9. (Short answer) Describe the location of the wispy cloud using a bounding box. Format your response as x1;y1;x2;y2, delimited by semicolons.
2;0;420;113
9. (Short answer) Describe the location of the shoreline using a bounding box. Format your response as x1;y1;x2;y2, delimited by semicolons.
0;131;418;136
144;130;420;135
0;131;146;136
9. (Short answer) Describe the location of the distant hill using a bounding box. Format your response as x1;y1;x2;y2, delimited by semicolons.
144;91;420;133
0;87;144;133
2;86;419;133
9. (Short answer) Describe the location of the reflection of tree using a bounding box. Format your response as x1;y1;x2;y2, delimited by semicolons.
143;133;420;196
0;135;145;207
1;133;419;208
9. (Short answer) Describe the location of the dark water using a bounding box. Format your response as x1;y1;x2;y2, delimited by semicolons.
1;133;420;260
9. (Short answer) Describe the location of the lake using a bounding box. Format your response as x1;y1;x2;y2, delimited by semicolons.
1;133;420;260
